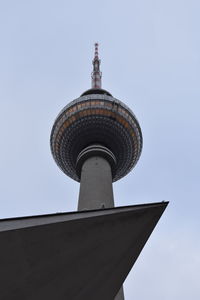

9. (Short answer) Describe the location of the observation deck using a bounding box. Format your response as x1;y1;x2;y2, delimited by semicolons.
50;88;142;182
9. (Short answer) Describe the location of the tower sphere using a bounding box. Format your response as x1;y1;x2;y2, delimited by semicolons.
50;46;142;182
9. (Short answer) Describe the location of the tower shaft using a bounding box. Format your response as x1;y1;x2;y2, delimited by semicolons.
78;154;125;299
78;156;114;210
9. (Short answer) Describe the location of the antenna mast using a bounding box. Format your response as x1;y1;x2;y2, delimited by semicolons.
91;43;102;89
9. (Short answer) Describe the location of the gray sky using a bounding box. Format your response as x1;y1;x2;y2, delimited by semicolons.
0;0;199;299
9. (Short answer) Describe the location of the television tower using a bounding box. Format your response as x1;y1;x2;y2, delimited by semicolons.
50;43;142;299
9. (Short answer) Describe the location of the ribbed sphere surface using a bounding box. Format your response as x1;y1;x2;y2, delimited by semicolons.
50;90;142;182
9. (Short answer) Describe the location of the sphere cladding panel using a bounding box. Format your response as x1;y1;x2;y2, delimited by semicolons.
50;94;142;181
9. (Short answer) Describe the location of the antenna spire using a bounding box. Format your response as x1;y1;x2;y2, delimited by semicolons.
91;43;102;89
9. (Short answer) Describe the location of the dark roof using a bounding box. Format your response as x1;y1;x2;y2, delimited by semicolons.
81;88;112;97
0;202;168;300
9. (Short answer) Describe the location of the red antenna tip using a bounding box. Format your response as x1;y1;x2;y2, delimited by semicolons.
94;42;99;58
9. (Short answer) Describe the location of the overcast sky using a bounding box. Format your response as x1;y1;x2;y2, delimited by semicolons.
0;0;200;299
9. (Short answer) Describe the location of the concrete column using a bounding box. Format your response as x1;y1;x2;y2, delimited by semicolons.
78;155;125;299
78;156;114;210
